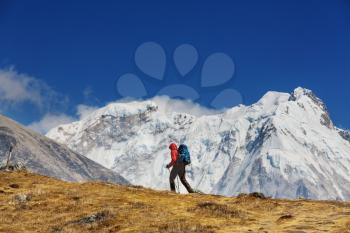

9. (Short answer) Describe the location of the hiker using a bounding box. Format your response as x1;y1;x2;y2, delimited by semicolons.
166;143;194;193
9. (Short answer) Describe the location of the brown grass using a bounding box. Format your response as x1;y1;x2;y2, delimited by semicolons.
1;171;350;233
155;221;216;233
190;201;244;219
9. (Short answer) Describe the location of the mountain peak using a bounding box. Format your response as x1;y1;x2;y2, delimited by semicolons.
256;91;290;107
290;87;313;99
289;87;333;128
289;87;325;108
46;88;350;200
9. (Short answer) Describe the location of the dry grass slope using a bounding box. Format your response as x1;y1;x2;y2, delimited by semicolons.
0;171;350;233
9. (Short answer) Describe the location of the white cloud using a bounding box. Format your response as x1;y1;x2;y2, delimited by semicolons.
0;67;68;111
77;104;99;120
150;96;220;117
109;95;221;117
0;67;103;134
83;86;100;104
28;104;99;134
28;96;219;135
28;113;76;134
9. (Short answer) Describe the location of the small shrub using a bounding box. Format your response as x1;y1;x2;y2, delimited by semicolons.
76;210;112;224
157;221;215;233
130;201;149;209
277;214;293;223
237;192;266;199
53;210;114;232
191;201;243;219
71;196;80;201
9;183;20;189
127;184;144;189
14;193;32;203
51;226;63;232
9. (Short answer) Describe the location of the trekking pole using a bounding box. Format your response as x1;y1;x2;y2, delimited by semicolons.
176;176;180;194
195;166;207;191
167;167;175;193
5;146;13;171
189;163;200;193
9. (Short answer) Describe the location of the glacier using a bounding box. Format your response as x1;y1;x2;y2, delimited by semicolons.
47;87;350;200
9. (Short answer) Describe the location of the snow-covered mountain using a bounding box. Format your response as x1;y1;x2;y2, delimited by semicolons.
0;114;128;184
47;88;350;200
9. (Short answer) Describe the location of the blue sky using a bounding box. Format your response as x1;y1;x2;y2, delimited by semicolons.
0;0;350;131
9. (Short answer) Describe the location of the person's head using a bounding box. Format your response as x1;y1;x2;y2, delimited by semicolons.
169;143;177;150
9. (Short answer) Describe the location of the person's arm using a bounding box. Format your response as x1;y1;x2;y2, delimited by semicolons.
167;150;177;168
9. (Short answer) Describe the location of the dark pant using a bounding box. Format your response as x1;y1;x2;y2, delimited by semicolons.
169;160;194;193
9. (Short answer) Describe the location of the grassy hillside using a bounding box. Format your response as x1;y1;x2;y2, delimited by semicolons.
0;171;349;233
